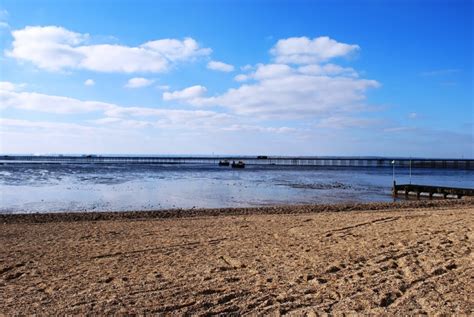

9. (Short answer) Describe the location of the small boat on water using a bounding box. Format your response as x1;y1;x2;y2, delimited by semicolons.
218;160;230;166
231;160;245;168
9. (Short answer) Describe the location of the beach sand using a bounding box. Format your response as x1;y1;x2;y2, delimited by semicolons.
1;200;473;315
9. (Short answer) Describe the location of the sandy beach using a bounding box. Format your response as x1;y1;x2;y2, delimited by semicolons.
1;200;473;315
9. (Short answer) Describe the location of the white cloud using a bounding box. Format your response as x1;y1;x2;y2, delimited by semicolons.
102;107;232;128
0;82;301;141
6;26;212;73
0;21;9;28
207;60;234;72
0;81;18;91
1;89;115;114
162;85;207;103
408;112;418;119
141;38;211;62
6;26;88;71
0;82;232;129
270;36;359;64
253;63;293;80
298;63;358;77
233;63;358;82
125;77;154;88
234;74;249;82
191;63;379;117
84;79;95;86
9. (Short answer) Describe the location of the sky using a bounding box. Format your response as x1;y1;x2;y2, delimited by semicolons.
0;0;472;157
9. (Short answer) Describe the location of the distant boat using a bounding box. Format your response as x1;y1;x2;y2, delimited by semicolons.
231;161;245;168
218;160;230;166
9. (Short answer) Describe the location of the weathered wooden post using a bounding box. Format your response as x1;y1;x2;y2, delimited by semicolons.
392;180;397;197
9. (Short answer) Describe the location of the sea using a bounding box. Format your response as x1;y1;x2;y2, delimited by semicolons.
0;162;472;214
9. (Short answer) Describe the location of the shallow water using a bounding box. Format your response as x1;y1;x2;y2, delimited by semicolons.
0;163;472;213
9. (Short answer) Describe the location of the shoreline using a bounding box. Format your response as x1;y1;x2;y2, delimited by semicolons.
1;198;472;224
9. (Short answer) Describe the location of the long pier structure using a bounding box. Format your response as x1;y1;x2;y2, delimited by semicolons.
1;155;473;170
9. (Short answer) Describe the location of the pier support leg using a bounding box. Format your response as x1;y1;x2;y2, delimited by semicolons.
392;181;397;197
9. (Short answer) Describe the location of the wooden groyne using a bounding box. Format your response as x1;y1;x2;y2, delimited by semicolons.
1;155;473;170
393;182;474;199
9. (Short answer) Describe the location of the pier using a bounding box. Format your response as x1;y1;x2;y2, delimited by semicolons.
0;155;473;170
393;182;474;199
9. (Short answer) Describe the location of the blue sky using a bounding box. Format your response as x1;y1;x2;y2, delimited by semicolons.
0;0;472;157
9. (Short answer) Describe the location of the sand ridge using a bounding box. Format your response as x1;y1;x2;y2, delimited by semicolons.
0;202;473;315
1;199;472;223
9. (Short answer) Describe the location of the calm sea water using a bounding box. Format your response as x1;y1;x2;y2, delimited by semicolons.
0;163;472;214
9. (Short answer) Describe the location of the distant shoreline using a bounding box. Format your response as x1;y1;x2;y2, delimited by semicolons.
2;199;472;224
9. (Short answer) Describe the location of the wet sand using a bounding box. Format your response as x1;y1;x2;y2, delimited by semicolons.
1;200;473;315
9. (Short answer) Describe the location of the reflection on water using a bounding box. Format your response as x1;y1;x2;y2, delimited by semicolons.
0;163;472;213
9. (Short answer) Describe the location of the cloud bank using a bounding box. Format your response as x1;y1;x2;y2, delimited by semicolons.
6;26;211;73
165;62;379;118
